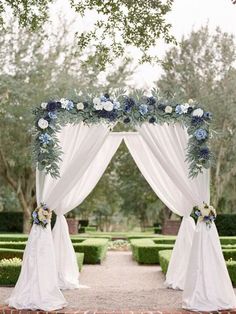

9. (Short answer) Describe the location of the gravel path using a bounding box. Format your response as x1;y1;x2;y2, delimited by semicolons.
0;251;183;310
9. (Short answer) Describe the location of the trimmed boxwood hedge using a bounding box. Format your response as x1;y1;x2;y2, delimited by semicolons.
0;253;84;286
0;234;28;242
73;238;109;264
0;248;24;260
0;242;26;250
130;239;174;264
222;249;236;261
227;260;236;286
159;250;236;287
159;250;172;274
220;237;236;245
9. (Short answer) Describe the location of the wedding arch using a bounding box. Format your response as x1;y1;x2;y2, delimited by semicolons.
7;92;236;312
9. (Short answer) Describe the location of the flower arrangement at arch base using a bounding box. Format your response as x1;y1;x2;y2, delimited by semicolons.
33;90;215;178
32;203;52;228
194;202;216;228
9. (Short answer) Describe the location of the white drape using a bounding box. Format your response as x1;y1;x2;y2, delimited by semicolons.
38;127;122;290
7;122;111;310
183;222;236;311
7;224;67;311
125;123;210;290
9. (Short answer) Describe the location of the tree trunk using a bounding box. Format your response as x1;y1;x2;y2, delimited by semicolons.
23;207;32;234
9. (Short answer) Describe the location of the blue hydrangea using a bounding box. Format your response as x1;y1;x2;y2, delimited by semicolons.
191;116;204;126
199;147;210;160
39;133;52;145
194;128;208;141
48;112;57;119
139;104;148;115
32;211;37;219
204;112;213;120
175;104;183;114
113;101;120;109
66;100;74;110
100;96;107;102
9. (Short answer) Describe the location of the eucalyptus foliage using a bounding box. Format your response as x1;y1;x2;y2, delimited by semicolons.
33;90;214;178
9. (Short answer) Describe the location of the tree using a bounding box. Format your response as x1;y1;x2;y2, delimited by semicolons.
0;20;134;233
156;25;236;211
0;0;176;67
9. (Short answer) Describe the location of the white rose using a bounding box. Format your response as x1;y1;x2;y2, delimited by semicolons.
165;105;173;114
60;98;68;109
94;102;104;110
38;118;48;129
103;101;114;112
192;108;204;117
181;103;189;113
93;97;103;110
76;102;84;110
188;99;194;104
41;102;47;109
93;97;101;106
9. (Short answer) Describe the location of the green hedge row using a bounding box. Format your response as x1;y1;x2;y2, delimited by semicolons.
0;238;109;265
159;250;172;274
73;238;109;264
0;234;28;242
0;248;24;260
0;253;84;286
158;250;236;287
131;238;236;265
130;239;174;264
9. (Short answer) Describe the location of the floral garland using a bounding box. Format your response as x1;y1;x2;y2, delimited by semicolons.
194;203;216;228
32;203;52;228
33;91;214;178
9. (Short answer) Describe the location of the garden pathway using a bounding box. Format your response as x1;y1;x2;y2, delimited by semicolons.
0;251;235;313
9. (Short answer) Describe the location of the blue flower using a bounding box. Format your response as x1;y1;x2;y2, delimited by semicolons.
66;100;74;111
48;112;57;120
124;117;131;123
124;97;136;113
199;147;210;160
149;117;156;124
100;95;107;102
39;133;52;145
191;116;204;126
195;210;201;217
32;211;37;219
194;128;208;141
46;101;60;111
147;96;156;106
204;112;213;120
139;104;148;115
175;104;182;114
34;218;39;224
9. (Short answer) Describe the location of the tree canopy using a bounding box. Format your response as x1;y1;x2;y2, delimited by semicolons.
0;0;176;67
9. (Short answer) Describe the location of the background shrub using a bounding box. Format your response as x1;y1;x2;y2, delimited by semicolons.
215;214;236;236
73;238;108;264
0;258;22;286
0;213;23;233
130;239;174;264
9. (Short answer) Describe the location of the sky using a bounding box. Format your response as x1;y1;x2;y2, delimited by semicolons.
134;0;236;89
52;0;236;89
